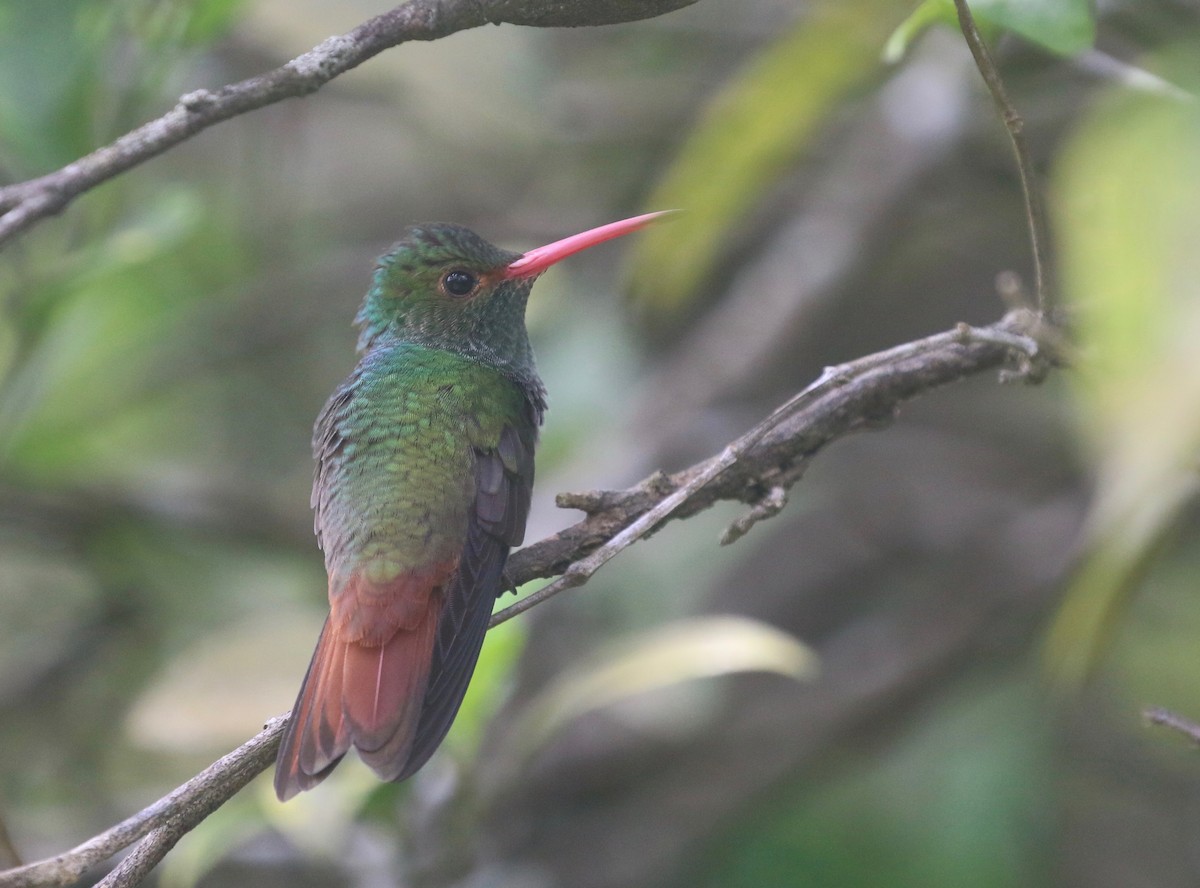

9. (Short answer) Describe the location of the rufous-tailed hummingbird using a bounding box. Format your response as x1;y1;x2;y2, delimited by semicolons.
274;212;670;800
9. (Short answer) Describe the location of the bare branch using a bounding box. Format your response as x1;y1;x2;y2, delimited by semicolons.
720;486;787;546
0;0;696;250
952;0;1053;313
0;308;1056;888
491;308;1051;624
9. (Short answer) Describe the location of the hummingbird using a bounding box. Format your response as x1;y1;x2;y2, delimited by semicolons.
274;211;670;800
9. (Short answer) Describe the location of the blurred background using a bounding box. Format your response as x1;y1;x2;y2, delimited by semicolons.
2;0;1200;886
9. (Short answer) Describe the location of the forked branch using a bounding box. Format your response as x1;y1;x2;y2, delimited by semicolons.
0;309;1054;888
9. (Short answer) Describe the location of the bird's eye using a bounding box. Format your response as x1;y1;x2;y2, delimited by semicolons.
441;269;477;297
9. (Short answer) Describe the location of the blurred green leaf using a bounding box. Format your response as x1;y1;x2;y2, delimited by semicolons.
180;0;246;45
0;0;106;170
505;616;816;762
1045;55;1200;687
260;758;382;860
703;677;1052;888
0;187;255;479
119;0;248;49
444;609;527;759
0;0;248;176
885;0;1095;62
627;0;905;321
885;1;975;64
1108;544;1200;717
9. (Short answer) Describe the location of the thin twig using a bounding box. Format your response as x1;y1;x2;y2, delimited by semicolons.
1145;707;1200;745
720;485;787;546
0;0;696;250
952;0;1052;314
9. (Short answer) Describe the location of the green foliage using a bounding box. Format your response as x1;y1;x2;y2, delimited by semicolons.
0;0;109;170
701;679;1053;888
885;0;1096;62
500;616;816;766
4;1;1200;886
1;190;254;481
0;0;281;849
1044;51;1200;685
626;0;908;322
0;0;244;174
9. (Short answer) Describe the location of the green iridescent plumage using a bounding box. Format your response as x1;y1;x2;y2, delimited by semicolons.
273;212;668;800
315;344;537;600
275;223;544;800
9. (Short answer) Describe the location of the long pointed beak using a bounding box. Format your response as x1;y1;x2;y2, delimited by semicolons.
503;210;677;280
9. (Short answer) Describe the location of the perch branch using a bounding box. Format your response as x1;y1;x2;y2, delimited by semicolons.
0;0;696;250
490;310;1047;625
0;308;1052;888
0;719;286;888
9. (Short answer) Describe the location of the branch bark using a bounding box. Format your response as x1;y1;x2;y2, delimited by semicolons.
0;0;696;251
0;307;1055;888
0;718;285;888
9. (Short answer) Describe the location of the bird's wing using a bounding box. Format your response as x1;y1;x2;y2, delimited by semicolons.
309;379;356;551
388;410;538;780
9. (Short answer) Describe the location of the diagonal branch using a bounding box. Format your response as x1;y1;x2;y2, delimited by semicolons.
0;307;1055;888
495;310;1048;622
0;0;696;251
0;718;286;888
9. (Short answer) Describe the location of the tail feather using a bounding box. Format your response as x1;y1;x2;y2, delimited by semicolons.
341;614;439;779
274;595;441;801
275;619;348;800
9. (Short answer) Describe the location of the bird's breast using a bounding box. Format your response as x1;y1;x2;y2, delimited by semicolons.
313;345;528;590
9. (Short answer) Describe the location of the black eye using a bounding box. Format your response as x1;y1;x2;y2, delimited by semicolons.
442;269;477;297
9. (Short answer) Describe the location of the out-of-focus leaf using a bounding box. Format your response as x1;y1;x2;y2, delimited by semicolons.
505;616;816;761
118;0;248;49
0;0;104;169
444;609;526;759
260;756;382;859
1107;545;1200;714
126;611;320;753
704;677;1052;888
885;0;1095;62
0;188;253;478
1045;57;1200;687
174;0;249;46
627;0;905;321
884;1;970;64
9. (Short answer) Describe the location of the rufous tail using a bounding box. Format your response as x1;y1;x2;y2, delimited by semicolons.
274;608;439;801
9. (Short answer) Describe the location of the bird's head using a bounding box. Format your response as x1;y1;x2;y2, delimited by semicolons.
355;212;673;375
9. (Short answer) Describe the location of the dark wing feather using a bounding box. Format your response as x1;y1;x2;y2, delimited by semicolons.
310;379;357;550
392;409;538;780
